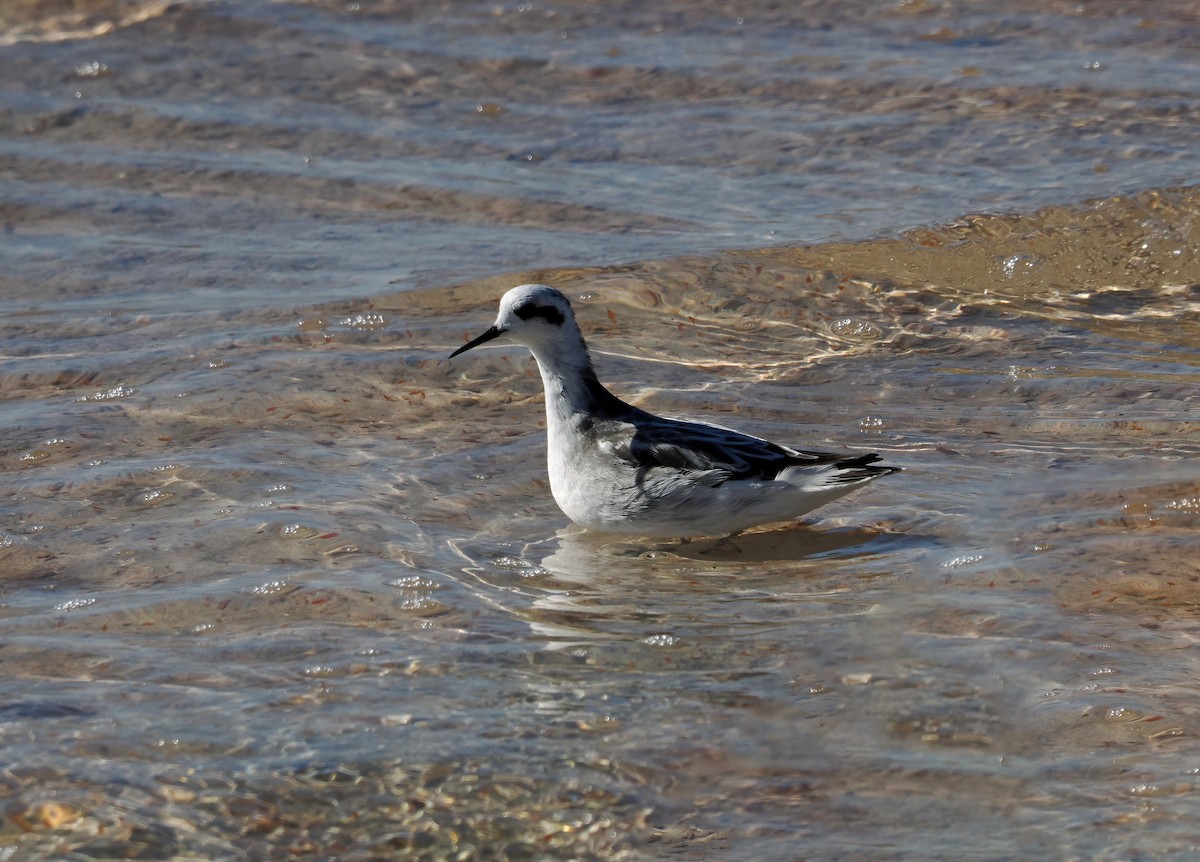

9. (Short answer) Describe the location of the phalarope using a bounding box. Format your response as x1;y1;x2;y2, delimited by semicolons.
450;284;899;538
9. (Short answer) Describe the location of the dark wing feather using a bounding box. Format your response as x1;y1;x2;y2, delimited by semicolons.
613;414;853;480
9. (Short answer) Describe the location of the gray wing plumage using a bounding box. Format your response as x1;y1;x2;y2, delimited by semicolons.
611;413;891;483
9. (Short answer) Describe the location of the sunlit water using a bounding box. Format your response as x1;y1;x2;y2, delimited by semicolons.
2;1;1200;859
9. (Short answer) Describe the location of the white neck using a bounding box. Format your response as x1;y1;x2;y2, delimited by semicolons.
526;327;604;419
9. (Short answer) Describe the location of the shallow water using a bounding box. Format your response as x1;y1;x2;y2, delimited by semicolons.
2;0;1200;859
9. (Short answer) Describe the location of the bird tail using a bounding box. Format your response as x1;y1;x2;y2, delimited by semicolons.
827;453;902;485
777;453;901;487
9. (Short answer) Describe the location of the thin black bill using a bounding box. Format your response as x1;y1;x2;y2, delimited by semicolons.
449;325;505;358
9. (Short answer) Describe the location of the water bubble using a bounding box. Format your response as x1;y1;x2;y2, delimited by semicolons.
338;313;386;330
73;61;110;78
643;633;678;647
390;575;440;590
279;523;319;539
133;489;175;507
941;553;985;568
252;580;290;595
1000;254;1038;278
828;317;882;341
53;597;96;612
18;438;73;463
76;385;135;402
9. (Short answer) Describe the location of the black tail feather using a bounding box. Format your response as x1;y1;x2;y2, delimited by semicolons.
830;453;902;484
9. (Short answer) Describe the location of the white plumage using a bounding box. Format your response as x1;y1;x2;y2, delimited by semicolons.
450;284;898;538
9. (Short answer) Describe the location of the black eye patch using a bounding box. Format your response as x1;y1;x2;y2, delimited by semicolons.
513;303;565;326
